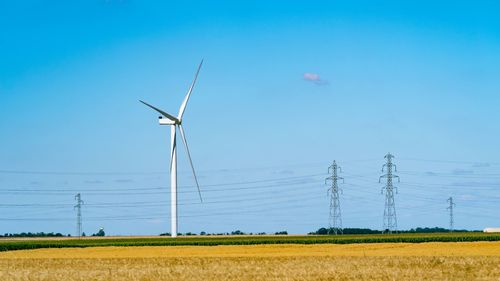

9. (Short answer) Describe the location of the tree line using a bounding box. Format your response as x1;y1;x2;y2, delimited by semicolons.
309;227;476;235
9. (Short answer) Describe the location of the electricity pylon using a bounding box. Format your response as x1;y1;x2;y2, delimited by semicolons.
447;197;455;232
74;193;84;237
379;153;400;233
325;160;344;235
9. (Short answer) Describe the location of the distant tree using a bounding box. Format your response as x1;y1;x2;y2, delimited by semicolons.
82;232;86;237
343;228;382;235
1;232;63;238
92;228;105;237
311;226;472;235
315;228;328;235
275;231;288;235
200;231;206;235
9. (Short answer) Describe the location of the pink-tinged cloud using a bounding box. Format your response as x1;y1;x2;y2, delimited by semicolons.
303;73;329;85
303;73;321;81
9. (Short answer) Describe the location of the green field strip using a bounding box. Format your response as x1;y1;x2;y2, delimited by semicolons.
0;232;499;252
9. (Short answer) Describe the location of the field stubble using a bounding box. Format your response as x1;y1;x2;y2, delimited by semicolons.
0;242;499;281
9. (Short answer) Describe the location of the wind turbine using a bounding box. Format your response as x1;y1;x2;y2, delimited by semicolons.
140;60;203;238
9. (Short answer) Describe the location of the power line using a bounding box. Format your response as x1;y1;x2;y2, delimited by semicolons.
0;162;328;176
0;173;324;194
0;170;166;176
0;198;327;222
0;192;495;224
398;169;500;177
0;163;498;231
0;188;329;220
40;181;318;200
398;157;500;166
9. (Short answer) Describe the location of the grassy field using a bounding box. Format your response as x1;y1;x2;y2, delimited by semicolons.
0;242;498;280
0;232;499;252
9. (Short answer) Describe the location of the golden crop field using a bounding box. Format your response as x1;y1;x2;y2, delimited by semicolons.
0;242;499;281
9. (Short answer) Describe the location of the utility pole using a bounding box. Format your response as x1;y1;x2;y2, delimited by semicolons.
74;193;84;237
325;160;344;235
379;153;400;233
447;197;455;232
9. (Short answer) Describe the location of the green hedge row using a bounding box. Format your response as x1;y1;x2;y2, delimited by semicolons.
0;233;498;252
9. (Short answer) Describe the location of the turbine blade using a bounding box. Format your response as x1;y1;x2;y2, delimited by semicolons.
178;60;203;120
178;125;203;202
140;100;179;123
170;126;176;173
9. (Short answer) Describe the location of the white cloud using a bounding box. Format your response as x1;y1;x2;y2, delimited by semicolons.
452;169;474;175
303;73;321;81
115;179;134;183
458;194;476;201
303;73;329;86
84;180;104;184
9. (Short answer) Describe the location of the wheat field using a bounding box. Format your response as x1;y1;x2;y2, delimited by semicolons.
0;242;498;280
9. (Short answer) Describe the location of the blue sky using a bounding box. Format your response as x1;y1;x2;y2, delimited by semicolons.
0;0;499;235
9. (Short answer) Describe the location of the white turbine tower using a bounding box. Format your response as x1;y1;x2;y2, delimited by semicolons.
140;60;203;238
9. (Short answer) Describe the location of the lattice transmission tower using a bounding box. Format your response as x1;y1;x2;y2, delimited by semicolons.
74;193;84;237
447;197;455;232
325;160;344;235
379;153;400;233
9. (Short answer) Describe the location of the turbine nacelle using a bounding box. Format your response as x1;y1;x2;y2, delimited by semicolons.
158;116;179;125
